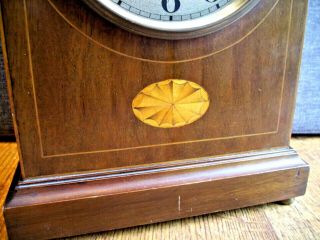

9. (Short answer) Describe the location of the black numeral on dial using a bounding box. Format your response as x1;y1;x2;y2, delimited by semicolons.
161;0;181;13
161;0;220;14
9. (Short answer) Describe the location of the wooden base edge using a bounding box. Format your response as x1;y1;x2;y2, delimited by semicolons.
277;198;295;205
4;148;309;240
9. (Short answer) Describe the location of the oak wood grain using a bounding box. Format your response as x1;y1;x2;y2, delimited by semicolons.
0;143;19;240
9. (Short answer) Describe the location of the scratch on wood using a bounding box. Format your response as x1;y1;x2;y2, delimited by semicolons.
178;195;181;212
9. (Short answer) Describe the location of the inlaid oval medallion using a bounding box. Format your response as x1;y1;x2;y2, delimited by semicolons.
132;79;210;128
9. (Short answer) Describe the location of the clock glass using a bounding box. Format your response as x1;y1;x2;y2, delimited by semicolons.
84;0;259;38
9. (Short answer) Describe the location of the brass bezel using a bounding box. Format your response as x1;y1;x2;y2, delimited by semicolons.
83;0;260;39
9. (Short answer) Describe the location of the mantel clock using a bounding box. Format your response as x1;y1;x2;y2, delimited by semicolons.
0;0;309;239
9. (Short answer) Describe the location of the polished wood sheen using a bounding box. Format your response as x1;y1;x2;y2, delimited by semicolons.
0;0;309;239
1;0;308;178
1;139;319;240
4;149;309;239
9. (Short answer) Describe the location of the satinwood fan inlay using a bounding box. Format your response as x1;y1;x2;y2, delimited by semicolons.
132;79;210;128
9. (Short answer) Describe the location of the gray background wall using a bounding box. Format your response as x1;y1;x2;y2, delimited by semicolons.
0;43;13;136
0;1;319;136
292;0;320;134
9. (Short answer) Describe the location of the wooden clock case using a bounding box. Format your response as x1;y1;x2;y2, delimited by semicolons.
1;0;309;239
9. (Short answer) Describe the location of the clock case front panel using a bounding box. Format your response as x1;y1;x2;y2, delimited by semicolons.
1;0;307;179
1;0;310;238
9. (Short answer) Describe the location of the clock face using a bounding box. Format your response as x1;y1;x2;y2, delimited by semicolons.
112;0;234;22
84;0;259;39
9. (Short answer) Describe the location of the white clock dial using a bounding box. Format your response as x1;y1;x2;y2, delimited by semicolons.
112;0;231;21
84;0;259;39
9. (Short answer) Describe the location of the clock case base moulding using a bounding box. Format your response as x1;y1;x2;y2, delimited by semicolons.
1;0;310;239
4;148;309;240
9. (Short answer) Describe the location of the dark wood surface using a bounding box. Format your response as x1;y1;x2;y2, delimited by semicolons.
0;0;308;178
0;0;310;239
65;138;320;240
4;148;309;240
1;138;319;239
